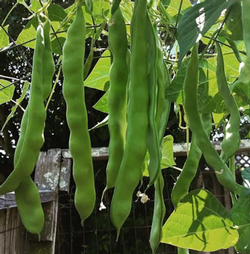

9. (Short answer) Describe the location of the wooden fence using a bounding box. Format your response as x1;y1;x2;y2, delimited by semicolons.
0;140;249;254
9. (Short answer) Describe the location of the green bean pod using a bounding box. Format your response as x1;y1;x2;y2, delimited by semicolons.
150;171;165;254
62;5;95;224
14;106;44;236
242;0;250;55
102;0;128;197
15;178;44;235
216;43;240;162
149;18;170;254
171;113;211;207
14;20;55;236
183;44;243;196
232;0;250;92
110;0;149;238
13;105;44;236
0;24;46;195
146;12;160;189
42;21;55;100
171;136;201;208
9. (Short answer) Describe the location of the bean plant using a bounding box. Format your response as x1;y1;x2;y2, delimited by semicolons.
0;0;250;253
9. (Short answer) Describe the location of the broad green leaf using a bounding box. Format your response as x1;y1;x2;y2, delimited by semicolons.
16;17;39;49
0;79;15;105
84;50;111;91
231;194;250;254
166;57;190;103
212;113;224;128
0;25;9;49
1;81;30;132
51;37;66;55
224;0;243;41
220;40;240;83
167;0;191;24
84;1;110;25
48;4;67;30
166;57;223;113
162;189;239;251
92;1;110;22
120;1;133;24
16;4;67;52
30;0;41;12
177;0;236;65
93;91;108;113
143;135;175;177
161;135;175;169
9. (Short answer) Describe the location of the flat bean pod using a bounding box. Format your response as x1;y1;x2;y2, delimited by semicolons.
110;0;149;238
146;11;160;189
149;16;170;254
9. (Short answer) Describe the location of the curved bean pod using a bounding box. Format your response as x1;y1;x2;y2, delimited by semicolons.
183;44;243;196
216;42;240;162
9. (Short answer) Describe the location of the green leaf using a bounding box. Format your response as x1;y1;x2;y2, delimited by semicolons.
161;189;238;251
241;167;250;189
177;0;236;65
84;50;111;91
0;25;9;49
212;113;225;128
16;4;67;53
0;79;15;105
84;1;110;25
143;135;175;177
48;4;68;26
231;194;250;254
30;0;41;12
1;81;30;132
166;58;223;113
16;17;38;49
93;91;108;113
224;0;243;41
161;135;175;169
166;0;191;25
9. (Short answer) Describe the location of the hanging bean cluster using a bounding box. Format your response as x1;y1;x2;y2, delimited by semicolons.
0;0;247;253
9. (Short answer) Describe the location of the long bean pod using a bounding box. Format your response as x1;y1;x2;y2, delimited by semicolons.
216;42;240;162
232;0;250;92
62;5;95;224
146;11;160;189
149;17;171;253
14;20;55;236
183;44;243;196
0;24;46;195
101;0;128;199
110;0;149;238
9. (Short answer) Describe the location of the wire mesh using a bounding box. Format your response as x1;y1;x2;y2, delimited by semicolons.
55;151;248;254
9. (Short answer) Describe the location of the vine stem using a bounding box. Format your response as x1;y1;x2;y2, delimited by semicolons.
1;2;18;27
45;59;62;111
